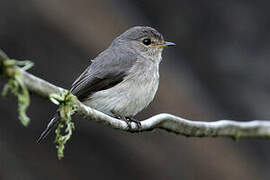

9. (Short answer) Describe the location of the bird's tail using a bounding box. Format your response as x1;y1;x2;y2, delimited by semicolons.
37;114;60;143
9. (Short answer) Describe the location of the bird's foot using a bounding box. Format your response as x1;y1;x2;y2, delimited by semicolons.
126;116;141;129
112;112;141;129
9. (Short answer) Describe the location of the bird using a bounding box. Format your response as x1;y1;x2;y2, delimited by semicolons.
37;26;175;142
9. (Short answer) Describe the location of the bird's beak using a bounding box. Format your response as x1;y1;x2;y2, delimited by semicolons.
157;41;176;48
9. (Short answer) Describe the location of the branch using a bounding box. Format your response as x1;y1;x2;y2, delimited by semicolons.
1;50;270;140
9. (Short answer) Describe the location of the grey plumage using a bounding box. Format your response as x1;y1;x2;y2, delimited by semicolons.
70;45;137;101
84;52;160;117
37;26;175;142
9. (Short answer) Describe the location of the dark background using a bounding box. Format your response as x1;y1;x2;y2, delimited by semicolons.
1;0;270;179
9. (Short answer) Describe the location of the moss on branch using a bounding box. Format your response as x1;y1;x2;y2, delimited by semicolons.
0;55;34;126
50;91;78;159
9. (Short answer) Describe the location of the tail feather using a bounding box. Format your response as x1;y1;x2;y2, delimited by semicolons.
37;114;60;143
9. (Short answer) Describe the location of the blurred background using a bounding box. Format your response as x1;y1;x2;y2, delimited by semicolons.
1;0;270;179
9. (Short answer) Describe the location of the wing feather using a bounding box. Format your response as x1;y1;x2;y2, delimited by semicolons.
70;46;136;101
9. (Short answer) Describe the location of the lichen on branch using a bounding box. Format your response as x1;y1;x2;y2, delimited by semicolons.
50;91;78;159
1;56;34;126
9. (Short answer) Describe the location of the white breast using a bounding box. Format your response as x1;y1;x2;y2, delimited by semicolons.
84;58;160;117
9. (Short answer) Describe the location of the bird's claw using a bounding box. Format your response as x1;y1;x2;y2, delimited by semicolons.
126;117;141;129
112;112;141;129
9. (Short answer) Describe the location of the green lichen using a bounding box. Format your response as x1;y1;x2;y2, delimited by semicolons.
49;91;77;159
1;59;34;126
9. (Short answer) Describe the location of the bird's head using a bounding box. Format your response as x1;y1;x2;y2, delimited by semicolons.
112;26;175;61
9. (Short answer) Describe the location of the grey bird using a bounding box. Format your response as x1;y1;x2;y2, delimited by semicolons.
37;26;175;142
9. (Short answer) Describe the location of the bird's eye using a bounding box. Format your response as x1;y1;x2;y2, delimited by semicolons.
142;38;151;46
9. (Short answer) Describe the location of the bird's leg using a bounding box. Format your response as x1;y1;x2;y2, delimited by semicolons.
111;111;141;129
111;111;131;128
126;116;141;128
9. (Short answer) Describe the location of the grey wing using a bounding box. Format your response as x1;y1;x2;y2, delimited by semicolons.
70;47;137;101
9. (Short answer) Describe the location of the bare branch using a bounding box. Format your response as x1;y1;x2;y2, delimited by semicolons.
1;51;270;139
